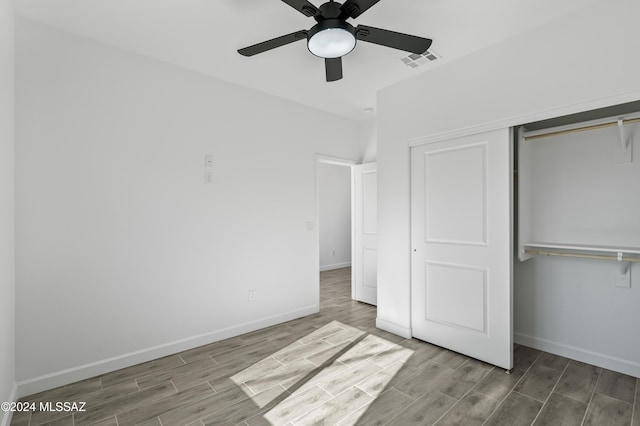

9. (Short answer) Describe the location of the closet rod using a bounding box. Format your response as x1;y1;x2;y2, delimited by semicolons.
524;249;640;262
524;117;640;141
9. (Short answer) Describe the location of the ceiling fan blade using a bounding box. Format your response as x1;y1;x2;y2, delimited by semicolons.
340;0;381;19
238;30;308;57
281;0;320;17
325;57;343;82
355;25;432;54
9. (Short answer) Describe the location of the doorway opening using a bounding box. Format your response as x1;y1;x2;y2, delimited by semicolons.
317;160;353;273
316;156;377;307
316;156;356;307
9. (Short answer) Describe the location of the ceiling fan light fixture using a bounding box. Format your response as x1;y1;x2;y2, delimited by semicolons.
307;19;356;59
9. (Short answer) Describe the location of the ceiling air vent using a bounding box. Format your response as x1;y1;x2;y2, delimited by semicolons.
401;50;440;68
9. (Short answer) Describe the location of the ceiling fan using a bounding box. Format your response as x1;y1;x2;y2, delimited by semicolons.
237;0;433;82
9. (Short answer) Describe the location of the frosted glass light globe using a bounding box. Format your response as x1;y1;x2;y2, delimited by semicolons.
308;27;356;59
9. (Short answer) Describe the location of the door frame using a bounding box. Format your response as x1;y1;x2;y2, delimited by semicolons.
315;155;358;303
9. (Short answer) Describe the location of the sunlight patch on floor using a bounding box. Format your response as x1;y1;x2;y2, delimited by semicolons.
230;320;414;425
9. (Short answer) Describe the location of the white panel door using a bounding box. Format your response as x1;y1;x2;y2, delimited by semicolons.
410;129;513;369
354;163;377;305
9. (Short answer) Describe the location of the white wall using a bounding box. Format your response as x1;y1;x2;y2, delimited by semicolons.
15;19;362;393
520;124;640;248
0;0;16;423
377;0;640;375
318;163;351;271
359;119;377;163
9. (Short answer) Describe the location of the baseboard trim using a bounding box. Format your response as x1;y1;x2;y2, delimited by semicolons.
319;262;352;272
0;383;17;426
16;305;318;397
514;332;640;378
376;317;412;339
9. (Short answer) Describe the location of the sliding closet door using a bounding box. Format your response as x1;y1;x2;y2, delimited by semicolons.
410;129;513;369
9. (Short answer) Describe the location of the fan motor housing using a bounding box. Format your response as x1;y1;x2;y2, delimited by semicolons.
316;1;343;20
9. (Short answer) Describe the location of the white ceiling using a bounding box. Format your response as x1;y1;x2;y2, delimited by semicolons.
14;0;598;121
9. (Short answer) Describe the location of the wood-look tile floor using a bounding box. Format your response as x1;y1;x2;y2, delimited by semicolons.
12;268;640;426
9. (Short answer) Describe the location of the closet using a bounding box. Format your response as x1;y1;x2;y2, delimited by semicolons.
515;101;640;377
518;110;640;284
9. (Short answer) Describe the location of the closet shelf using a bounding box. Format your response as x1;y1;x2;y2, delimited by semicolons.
523;242;640;262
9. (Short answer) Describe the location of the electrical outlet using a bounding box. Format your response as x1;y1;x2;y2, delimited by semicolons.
204;171;213;184
248;290;256;302
331;249;336;256
204;154;213;168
